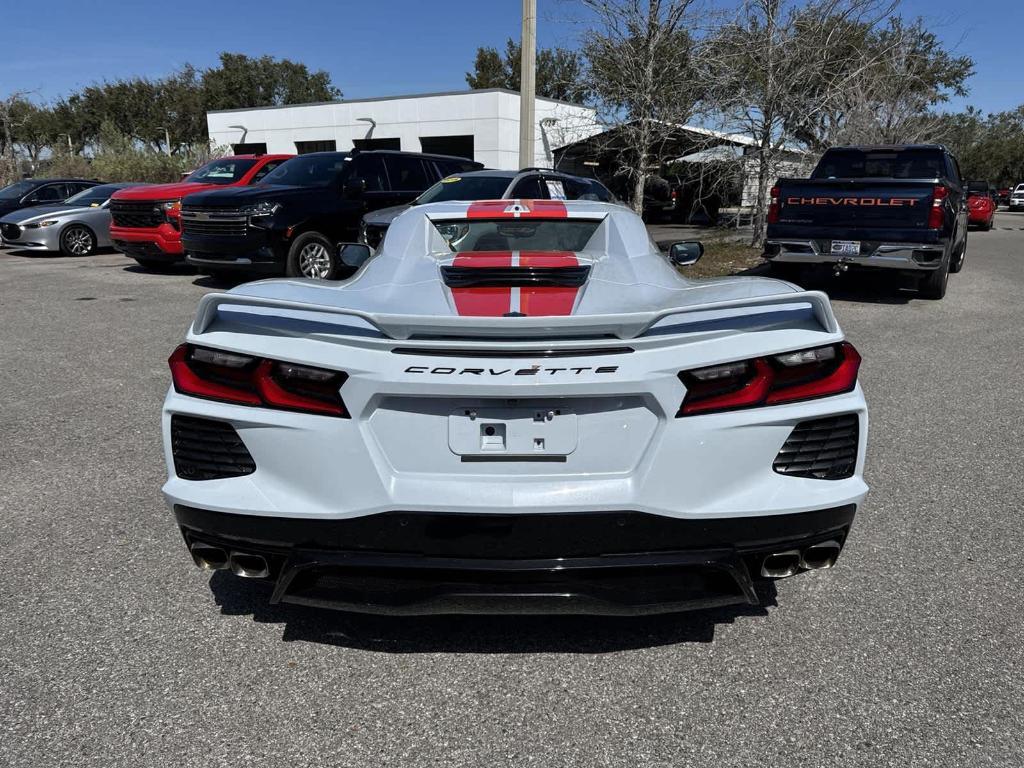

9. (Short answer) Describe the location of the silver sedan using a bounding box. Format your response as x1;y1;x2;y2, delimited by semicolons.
0;183;146;256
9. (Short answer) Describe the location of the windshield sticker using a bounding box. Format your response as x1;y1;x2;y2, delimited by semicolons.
442;177;461;183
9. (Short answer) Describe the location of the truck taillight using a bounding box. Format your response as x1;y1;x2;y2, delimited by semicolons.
169;344;349;417
766;186;780;225
678;342;861;416
928;185;947;229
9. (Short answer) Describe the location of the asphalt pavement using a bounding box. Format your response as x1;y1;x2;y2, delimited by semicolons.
2;212;1023;767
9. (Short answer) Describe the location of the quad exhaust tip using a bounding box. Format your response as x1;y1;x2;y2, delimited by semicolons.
190;542;228;571
229;552;270;579
800;540;842;571
760;541;844;578
760;550;801;579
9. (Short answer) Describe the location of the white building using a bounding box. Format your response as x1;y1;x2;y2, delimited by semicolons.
206;88;600;170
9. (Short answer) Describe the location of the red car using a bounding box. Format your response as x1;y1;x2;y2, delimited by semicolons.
966;181;996;230
109;154;292;269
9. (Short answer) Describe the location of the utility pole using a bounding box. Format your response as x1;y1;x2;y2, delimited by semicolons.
518;0;537;170
156;126;171;155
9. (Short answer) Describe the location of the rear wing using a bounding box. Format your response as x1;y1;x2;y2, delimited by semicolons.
190;290;839;341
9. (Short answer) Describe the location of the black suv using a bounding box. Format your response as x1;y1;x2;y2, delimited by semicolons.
0;178;100;220
180;150;481;279
360;168;618;249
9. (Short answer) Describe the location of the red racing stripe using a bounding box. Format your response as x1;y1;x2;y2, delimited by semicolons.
519;251;580;316
449;251;512;316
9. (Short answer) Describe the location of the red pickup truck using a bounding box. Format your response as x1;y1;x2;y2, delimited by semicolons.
109;154;292;269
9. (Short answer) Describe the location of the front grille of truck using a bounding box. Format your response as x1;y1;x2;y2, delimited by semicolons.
1;223;20;240
110;201;163;228
773;414;859;480
181;208;248;238
171;415;256;481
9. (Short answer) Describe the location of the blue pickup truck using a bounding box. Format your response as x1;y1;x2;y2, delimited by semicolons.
764;145;969;300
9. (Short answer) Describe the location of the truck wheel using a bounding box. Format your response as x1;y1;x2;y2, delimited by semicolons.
59;224;96;257
286;232;343;280
919;256;950;300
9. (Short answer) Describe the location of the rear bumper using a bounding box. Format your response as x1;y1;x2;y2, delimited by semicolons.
110;224;183;257
175;503;857;615
765;239;947;271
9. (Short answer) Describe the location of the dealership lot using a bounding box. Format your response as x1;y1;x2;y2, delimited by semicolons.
1;213;1023;766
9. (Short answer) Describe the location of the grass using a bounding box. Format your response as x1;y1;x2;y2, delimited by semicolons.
678;234;766;279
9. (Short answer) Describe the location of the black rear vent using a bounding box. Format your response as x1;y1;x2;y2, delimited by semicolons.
442;265;590;288
773;414;859;480
171;416;255;481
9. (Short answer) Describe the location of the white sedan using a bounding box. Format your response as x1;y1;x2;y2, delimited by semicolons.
162;198;868;615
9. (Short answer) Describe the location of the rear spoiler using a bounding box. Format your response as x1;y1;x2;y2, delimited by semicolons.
190;290;839;341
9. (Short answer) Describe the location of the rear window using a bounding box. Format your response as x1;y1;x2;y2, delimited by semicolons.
813;149;947;180
417;175;512;204
0;180;37;199
431;218;601;252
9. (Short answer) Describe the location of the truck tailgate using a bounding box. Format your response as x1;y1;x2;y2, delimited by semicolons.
776;180;935;231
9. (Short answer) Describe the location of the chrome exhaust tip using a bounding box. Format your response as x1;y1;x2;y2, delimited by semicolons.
800;540;842;570
229;552;270;579
189;542;228;571
760;550;801;579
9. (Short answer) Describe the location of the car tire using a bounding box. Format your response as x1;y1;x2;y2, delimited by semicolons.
286;232;345;280
950;230;967;274
919;253;950;299
133;257;167;270
59;224;96;257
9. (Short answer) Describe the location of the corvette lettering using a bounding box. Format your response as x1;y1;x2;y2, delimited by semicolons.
405;365;619;376
786;196;920;207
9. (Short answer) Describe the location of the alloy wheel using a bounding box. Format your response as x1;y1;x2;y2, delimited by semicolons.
298;242;332;279
64;227;93;256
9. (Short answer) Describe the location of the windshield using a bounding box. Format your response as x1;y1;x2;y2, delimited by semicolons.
0;180;37;200
260;154;349;187
432;219;601;253
417;175;512;204
813;149;947;180
186;158;258;185
65;184;121;206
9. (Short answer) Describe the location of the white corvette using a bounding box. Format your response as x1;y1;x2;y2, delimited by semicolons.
163;199;868;615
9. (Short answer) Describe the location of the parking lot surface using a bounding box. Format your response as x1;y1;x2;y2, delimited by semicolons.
2;212;1023;767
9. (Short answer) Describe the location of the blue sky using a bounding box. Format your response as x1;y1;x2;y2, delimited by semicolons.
1;0;1020;114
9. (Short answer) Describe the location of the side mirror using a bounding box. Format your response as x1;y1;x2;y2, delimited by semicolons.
338;242;372;269
668;240;704;266
343;177;367;198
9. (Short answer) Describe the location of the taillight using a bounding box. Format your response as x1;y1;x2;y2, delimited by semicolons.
169;344;349;417
678;342;861;416
928;185;947;229
766;186;780;225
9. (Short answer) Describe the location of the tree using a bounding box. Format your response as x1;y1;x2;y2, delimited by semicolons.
579;0;701;214
791;17;974;150
704;0;904;244
466;39;591;103
201;53;340;112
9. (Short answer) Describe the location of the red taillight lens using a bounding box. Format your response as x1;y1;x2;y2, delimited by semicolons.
766;185;780;225
169;344;348;417
928;185;947;229
678;342;861;416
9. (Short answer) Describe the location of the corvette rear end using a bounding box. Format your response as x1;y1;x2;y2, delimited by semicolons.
163;200;868;615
